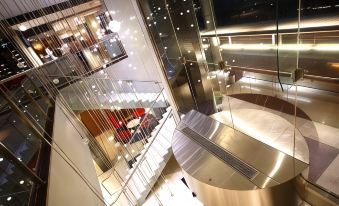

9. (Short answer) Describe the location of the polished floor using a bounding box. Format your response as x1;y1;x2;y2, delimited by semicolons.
95;83;339;204
216;95;339;196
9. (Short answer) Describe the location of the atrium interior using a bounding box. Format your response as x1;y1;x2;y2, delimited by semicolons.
0;0;338;206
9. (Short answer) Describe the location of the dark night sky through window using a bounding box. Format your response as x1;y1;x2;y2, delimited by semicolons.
212;0;339;27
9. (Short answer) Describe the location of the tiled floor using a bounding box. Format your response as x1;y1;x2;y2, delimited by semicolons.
217;95;339;196
315;154;339;195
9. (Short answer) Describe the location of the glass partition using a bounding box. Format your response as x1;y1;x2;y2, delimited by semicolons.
139;0;339;200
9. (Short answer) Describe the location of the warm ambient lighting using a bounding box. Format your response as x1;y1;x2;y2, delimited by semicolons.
329;62;339;69
108;136;114;141
18;25;27;31
91;21;98;28
31;41;44;51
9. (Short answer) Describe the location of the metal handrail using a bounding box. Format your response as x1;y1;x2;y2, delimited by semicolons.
0;33;123;85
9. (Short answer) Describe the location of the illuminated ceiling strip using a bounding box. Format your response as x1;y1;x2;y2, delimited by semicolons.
201;15;339;36
202;43;339;51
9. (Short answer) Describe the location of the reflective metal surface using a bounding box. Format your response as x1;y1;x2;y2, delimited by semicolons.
172;110;309;206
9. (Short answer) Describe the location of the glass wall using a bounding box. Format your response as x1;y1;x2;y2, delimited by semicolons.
138;0;339;200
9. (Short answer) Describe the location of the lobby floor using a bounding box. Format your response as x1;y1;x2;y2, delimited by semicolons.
96;86;338;205
216;95;339;196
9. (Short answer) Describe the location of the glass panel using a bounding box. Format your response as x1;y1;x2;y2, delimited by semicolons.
0;156;35;205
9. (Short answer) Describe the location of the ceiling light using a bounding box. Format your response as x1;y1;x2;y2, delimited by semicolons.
108;20;121;32
19;180;24;184
19;25;27;31
91;21;98;28
52;78;59;84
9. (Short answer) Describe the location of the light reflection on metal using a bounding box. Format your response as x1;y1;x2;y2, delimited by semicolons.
172;110;309;206
262;153;285;188
201;43;339;51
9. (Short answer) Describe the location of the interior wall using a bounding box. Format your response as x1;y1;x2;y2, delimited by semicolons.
102;0;181;122
96;130;117;161
47;101;104;206
0;0;68;19
101;0;162;82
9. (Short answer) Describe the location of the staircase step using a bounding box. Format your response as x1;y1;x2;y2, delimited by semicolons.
125;176;142;200
158;128;174;140
146;141;169;155
136;151;162;167
147;146;166;160
149;135;170;150
135;154;162;171
129;163;154;180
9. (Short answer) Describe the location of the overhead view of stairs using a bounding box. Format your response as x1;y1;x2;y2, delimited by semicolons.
99;106;176;205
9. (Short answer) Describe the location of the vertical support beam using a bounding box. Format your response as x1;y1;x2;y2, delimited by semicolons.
133;0;181;122
1;88;45;142
0;142;44;184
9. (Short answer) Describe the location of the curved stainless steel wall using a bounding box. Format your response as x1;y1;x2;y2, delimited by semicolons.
172;110;309;206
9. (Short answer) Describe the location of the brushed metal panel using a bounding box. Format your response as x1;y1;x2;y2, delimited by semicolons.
180;127;258;179
172;130;256;190
172;110;309;206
